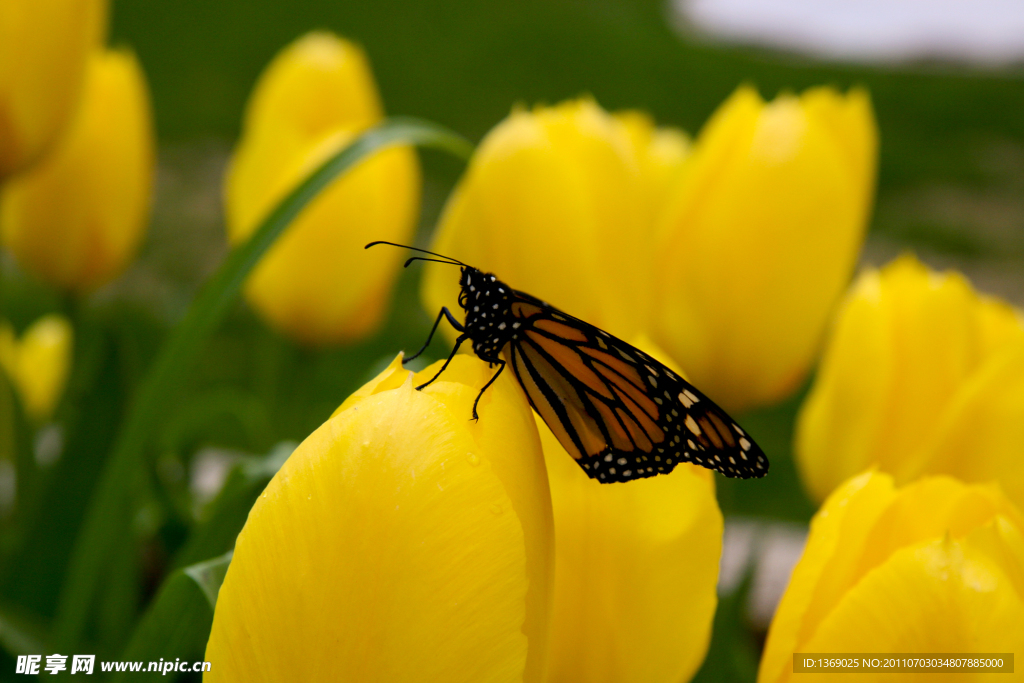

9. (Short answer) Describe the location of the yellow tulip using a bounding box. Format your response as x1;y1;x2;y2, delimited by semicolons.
796;255;1024;507
225;31;420;345
205;354;554;682
541;336;722;683
422;99;688;342
758;471;1024;683
0;315;73;421
653;85;877;413
207;340;725;682
0;0;106;176
0;48;154;292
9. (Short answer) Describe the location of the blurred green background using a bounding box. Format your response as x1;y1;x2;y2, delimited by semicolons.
1;0;1022;679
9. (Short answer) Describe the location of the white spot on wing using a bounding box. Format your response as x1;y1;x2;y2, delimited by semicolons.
685;415;701;436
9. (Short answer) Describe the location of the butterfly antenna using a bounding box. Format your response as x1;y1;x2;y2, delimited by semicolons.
365;241;467;267
402;256;466;268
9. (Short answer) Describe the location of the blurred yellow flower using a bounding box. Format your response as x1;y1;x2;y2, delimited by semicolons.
653;85;877;413
0;0;106;176
0;47;154;292
541;336;722;683
205;354;554;682
758;471;1024;683
225;31;420;345
422;99;687;342
0;315;73;421
796;254;1024;507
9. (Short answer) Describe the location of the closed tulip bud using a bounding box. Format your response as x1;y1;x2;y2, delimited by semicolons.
0;315;73;421
758;471;1024;683
205;354;554;681
423;99;687;342
0;0;106;176
540;336;722;683
225;32;420;345
796;254;1024;508
0;48;154;292
653;85;877;413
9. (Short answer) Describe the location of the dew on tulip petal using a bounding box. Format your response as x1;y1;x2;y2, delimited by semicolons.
467;452;480;466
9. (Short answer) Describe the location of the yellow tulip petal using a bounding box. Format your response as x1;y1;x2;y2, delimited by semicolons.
240;31;381;141
206;355;552;682
414;357;554;682
422;99;656;343
760;473;1024;683
1;48;154;292
965;515;1024;604
0;0;106;176
870;257;979;479
224;32;419;345
540;338;720;683
798;537;1024;681
759;471;896;683
654;85;877;412
0;315;73;421
795;254;1024;506
796;269;892;502
542;420;720;683
613;111;689;225
922;344;1024;508
852;477;1024;585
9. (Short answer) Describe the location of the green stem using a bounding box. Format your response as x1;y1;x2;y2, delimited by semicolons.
51;117;473;650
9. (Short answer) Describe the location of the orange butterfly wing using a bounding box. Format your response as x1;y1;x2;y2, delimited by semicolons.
502;292;768;483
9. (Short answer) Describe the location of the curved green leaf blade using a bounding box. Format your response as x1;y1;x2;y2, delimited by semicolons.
110;552;232;682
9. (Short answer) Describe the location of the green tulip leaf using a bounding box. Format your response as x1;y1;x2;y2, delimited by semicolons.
111;552;232;682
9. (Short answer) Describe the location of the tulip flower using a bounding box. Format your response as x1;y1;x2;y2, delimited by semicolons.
0;48;154;292
0;315;73;421
0;0;106;177
206;342;725;682
652;85;877;413
224;32;420;345
541;336;722;683
422;99;688;343
205;354;555;682
796;255;1024;508
758;471;1024;683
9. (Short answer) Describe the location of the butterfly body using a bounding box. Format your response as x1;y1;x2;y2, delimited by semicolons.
365;241;769;484
458;267;516;362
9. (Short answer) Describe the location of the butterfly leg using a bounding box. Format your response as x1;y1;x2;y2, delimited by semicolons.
415;335;468;391
471;359;506;421
405;307;465;363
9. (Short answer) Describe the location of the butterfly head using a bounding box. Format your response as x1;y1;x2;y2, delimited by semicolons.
458;268;515;362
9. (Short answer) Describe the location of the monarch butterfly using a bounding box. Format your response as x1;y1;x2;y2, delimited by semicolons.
366;241;769;483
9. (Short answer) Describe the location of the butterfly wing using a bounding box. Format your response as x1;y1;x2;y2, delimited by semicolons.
501;291;769;483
